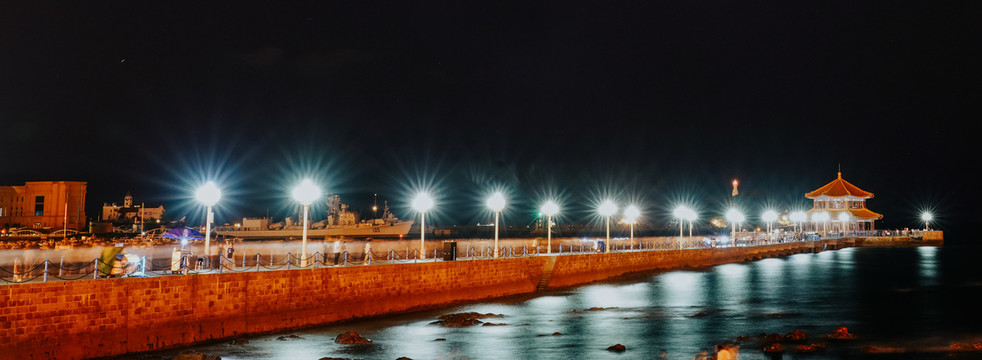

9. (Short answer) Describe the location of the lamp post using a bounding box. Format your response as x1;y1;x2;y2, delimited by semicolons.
789;211;807;234
487;192;506;258
598;200;617;252
813;211;830;236
673;206;694;250
195;182;221;258
921;212;932;231
762;210;778;235
624;204;640;250
725;208;744;244
412;193;434;259
292;179;321;267
837;212;851;235
541;200;559;254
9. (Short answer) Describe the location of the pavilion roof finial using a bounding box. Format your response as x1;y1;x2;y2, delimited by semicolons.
837;163;841;178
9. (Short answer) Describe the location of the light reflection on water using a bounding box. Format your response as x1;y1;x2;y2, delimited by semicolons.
143;246;982;360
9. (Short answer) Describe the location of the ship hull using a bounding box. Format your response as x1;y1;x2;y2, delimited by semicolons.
217;220;414;239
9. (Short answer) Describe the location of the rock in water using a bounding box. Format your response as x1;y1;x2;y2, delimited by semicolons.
606;344;627;352
230;338;249;345
827;326;855;339
277;334;303;341
396;357;413;360
763;343;784;353
173;354;221;360
784;330;807;341
335;330;372;344
432;312;504;327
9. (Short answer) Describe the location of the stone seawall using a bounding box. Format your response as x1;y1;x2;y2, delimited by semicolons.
1;240;833;360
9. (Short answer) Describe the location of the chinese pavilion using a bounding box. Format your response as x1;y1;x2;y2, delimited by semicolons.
805;172;882;232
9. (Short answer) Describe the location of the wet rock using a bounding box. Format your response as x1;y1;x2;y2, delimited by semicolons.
762;333;783;344
784;330;807;342
276;335;303;341
827;326;855;339
692;311;708;318
172;354;221;360
482;322;506;326
763;343;783;353
230;338;249;345
433;338;446;341
606;344;627;352
396;357;412;360
793;343;826;353
587;307;606;311
335;331;372;344
552;332;562;336
948;342;982;351
862;345;905;353
431;312;504;327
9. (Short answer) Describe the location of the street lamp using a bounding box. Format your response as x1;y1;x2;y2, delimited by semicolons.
725;208;744;244
487;192;506;258
789;211;807;233
195;182;221;258
623;204;640;249
673;206;695;250
762;210;778;234
837;212;851;235
541;200;559;254
813;211;830;236
598;200;617;252
921;212;933;230
412;193;434;259
292;179;321;267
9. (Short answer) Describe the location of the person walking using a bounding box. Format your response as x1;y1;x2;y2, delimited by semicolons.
332;239;343;265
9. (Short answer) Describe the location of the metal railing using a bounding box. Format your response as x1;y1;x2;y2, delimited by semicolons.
1;235;838;284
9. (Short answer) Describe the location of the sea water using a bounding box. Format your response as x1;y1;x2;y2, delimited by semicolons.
141;246;982;359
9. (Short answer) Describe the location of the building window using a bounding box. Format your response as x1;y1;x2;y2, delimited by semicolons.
35;196;44;216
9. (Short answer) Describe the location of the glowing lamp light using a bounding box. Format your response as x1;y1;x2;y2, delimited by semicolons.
541;200;559;217
726;208;745;223
921;212;933;222
412;193;434;212
762;210;778;223
598;200;618;217
624;204;641;222
674;206;696;221
837;212;851;222
292;179;321;205
789;211;807;223
195;182;221;207
487;192;506;212
812;211;830;222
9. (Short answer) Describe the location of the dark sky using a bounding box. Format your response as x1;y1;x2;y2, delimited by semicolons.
1;2;978;231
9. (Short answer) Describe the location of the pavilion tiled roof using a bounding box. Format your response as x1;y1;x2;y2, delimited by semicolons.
806;208;884;221
805;172;874;199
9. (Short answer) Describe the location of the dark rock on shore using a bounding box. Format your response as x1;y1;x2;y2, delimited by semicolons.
431;312;504;327
482;322;506;326
277;334;303;341
230;338;249;345
606;344;627;352
433;338;446;341
396;357;413;360
335;331;372;344
552;332;562;336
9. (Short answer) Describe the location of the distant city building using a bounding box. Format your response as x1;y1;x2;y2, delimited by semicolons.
101;193;165;222
0;181;87;230
805;172;882;232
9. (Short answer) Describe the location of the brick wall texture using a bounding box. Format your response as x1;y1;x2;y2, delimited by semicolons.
1;240;830;360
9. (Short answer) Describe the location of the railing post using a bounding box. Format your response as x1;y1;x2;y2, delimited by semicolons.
344;251;348;266
141;256;147;275
219;254;223;273
43;259;48;282
287;252;291;270
93;258;99;279
367;251;372;266
256;253;261;271
59;256;64;276
433;248;437;260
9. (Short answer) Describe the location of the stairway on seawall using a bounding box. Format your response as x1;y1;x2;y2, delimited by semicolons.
537;255;558;291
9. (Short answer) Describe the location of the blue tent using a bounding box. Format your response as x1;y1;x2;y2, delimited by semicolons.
162;227;204;240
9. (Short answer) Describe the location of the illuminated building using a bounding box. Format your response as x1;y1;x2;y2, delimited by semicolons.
101;193;165;222
0;181;87;230
805;172;882;232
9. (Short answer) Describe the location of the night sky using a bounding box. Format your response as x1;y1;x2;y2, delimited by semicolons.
1;2;977;233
